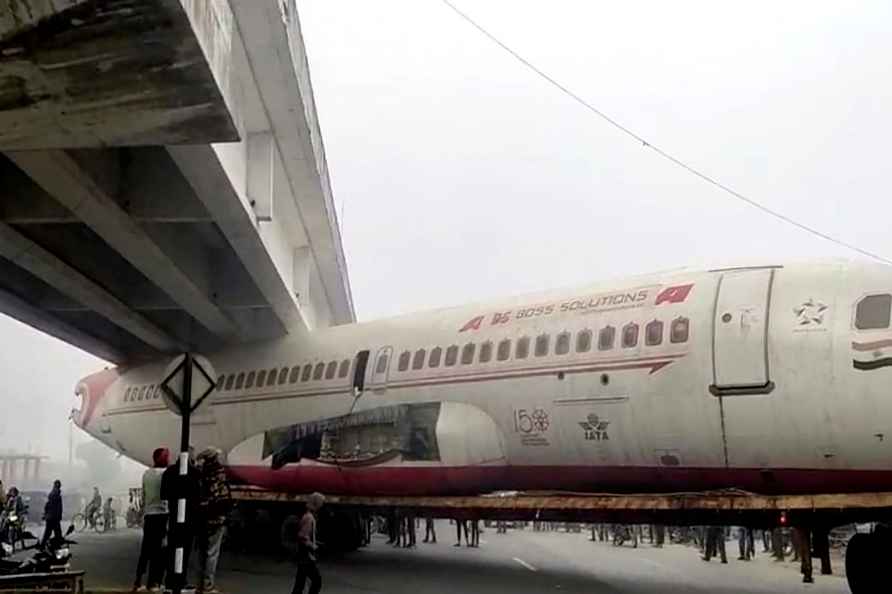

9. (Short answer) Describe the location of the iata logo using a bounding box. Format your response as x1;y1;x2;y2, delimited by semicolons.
579;414;610;441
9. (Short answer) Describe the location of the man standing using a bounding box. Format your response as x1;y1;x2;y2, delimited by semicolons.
795;526;814;583
454;518;468;547
469;519;480;547
292;492;325;594
134;447;169;592
702;525;727;563
197;448;231;594
423;517;437;543
41;480;63;547
737;526;755;560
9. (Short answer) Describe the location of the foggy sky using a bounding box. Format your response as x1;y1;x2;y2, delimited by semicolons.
3;0;891;460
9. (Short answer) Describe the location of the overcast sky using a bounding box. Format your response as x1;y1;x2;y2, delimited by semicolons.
2;0;891;459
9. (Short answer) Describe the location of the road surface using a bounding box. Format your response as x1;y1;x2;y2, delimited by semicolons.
60;522;849;593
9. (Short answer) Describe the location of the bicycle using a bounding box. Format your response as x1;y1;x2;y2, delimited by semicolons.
71;508;105;533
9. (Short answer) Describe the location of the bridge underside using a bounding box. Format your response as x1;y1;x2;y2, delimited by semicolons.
0;0;354;363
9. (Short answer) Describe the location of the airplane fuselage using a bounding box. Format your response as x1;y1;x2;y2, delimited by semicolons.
75;261;892;496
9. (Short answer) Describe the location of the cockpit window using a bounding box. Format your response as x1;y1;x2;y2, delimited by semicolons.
856;294;892;330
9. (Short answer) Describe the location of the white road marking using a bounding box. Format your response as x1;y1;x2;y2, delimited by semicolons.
513;557;538;572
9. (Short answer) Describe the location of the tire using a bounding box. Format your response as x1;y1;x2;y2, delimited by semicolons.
846;532;878;594
71;513;86;532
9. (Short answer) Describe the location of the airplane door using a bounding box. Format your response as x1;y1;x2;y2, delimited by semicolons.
352;350;370;396
712;268;775;394
370;346;392;392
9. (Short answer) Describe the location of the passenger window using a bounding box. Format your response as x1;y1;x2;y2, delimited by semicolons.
646;320;664;346
216;375;225;389
235;373;245;389
279;367;289;384
412;349;426;370
516;336;530;359
225;374;235;390
445;346;458;367
479;341;493;363
138;386;146;401
598;326;616;351
124;387;131;402
245;371;256;389
148;384;156;399
313;363;325;380
497;339;511;361
267;368;277;386
375;354;389;375
622;323;639;348
555;332;570;355
289;366;301;383
338;359;351;378
856;294;892;330
535;334;550;357
576;329;592;353
325;361;337;380
461;343;476;365
670;317;690;343
429;347;442;368
301;364;313;382
398;351;411;372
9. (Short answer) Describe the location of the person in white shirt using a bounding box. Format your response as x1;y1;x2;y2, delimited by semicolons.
133;447;170;592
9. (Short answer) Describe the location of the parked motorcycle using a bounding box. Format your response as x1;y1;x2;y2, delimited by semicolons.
0;506;36;554
0;525;76;575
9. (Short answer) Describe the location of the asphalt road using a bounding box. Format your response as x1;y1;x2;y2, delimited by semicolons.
55;522;850;594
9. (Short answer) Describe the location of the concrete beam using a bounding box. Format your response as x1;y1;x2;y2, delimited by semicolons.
0;1;88;41
6;149;239;339
121;147;215;223
0;0;238;148
0;286;124;364
0;221;180;352
247;132;274;222
167;144;297;335
228;0;354;325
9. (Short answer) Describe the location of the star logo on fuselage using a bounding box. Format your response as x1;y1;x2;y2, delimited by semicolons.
793;298;828;326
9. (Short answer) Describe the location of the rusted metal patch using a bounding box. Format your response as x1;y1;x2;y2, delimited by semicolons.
0;0;238;148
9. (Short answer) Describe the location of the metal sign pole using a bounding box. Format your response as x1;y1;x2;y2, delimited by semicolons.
159;352;216;594
173;353;193;594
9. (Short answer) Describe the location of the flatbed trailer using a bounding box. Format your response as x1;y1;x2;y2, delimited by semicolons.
231;486;892;593
231;486;892;526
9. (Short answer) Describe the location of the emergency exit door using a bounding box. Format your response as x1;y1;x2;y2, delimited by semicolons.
711;269;774;394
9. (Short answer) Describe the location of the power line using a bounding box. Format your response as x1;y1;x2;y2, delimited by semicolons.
439;0;892;266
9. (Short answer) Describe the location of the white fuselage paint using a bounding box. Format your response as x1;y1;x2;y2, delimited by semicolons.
74;261;892;495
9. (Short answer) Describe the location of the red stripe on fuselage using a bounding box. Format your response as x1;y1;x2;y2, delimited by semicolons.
226;463;892;497
852;338;892;352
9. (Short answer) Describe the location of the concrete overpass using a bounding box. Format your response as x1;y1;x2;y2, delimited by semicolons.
0;0;354;364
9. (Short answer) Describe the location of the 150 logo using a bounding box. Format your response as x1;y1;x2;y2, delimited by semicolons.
513;408;550;447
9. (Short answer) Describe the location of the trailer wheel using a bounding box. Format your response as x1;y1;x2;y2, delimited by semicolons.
846;532;878;594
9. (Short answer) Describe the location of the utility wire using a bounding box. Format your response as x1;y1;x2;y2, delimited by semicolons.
439;0;892;266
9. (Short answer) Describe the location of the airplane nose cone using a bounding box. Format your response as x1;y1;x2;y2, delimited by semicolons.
74;368;120;430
